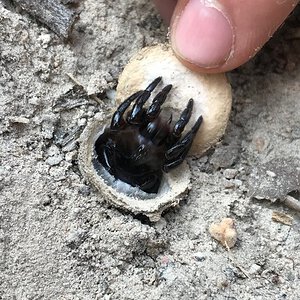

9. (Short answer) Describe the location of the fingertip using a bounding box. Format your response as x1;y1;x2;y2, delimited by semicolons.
171;0;234;70
171;0;298;73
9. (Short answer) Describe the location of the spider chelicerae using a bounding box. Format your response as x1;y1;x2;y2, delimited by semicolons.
94;77;203;194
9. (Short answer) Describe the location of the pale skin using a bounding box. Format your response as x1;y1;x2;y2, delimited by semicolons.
153;0;298;73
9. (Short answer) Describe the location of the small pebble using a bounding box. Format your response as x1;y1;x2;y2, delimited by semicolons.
223;168;238;179
49;167;66;181
77;118;87;127
66;228;86;247
8;116;30;124
40;197;52;206
28;96;41;105
224;180;235;189
106;89;116;101
47;144;60;156
65;151;77;162
248;264;261;275
233;179;243;187
46;155;63;166
154;217;167;232
266;170;276;178
38;33;51;47
193;252;206;262
209;218;237;248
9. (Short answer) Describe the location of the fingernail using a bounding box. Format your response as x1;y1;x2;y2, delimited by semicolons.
173;0;234;68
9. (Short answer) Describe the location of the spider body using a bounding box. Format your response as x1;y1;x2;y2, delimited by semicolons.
95;77;202;194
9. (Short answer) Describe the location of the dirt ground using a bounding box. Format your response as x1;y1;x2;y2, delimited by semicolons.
0;1;300;299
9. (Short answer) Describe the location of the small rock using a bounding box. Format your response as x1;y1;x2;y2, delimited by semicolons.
146;239;166;257
266;170;276;178
86;70;111;95
66;228;86;248
77;118;87;127
65;151;77;162
42;122;55;139
193;252;206;262
106;89;116;101
209;218;237;249
40;196;52;206
223;169;238;179
49;167;66;181
198;155;208;164
38;33;52;47
28;96;41;105
233;179;243;188
159;264;177;283
224;180;235;189
0;166;11;176
41;113;58;139
47;144;60;156
46;155;63;166
154;217;167;232
248;264;261;275
78;185;91;196
8;116;30;124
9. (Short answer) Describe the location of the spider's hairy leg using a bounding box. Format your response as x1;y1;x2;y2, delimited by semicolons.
128;77;162;124
163;116;203;171
146;84;172;120
111;91;143;130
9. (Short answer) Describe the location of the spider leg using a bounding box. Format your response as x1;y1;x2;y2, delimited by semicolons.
146;84;172;120
146;76;163;92
142;114;172;143
128;77;162;124
166;116;202;159
139;173;161;193
110;91;143;130
173;99;194;137
163;155;188;173
163;116;203;170
152;115;173;145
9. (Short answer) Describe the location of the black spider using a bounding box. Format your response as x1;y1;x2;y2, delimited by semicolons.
94;77;203;194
